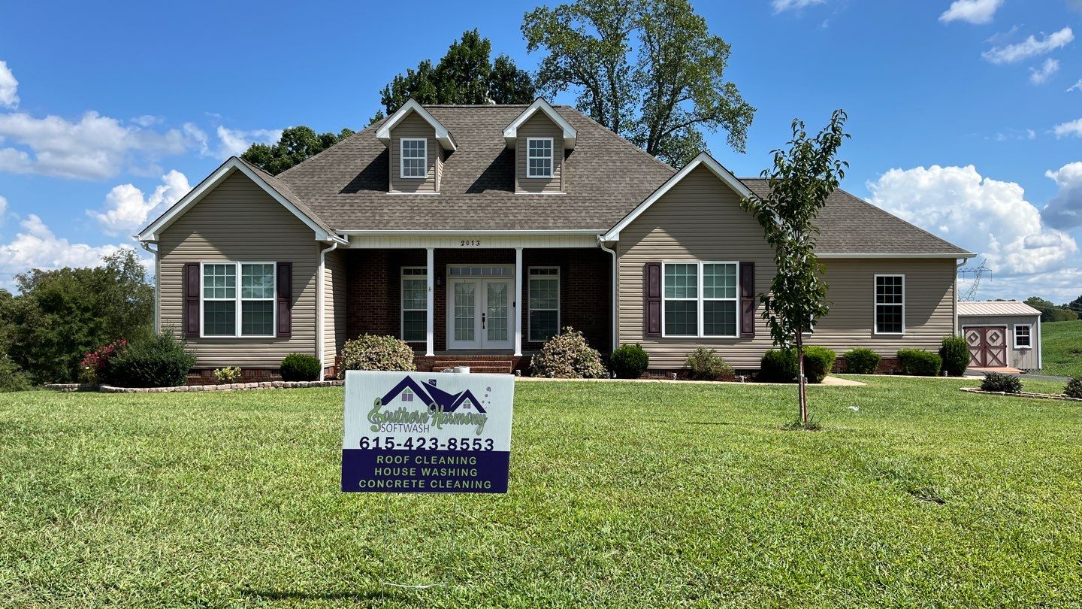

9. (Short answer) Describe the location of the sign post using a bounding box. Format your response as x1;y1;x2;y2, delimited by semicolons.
341;370;514;493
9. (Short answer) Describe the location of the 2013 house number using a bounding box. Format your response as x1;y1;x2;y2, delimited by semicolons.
460;240;481;247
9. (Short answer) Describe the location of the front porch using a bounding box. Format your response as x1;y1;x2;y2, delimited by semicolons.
341;246;613;362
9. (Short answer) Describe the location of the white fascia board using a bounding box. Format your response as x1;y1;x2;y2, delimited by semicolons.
817;252;976;259
502;98;577;149
337;229;606;236
136;157;340;243
602;152;752;241
375;99;456;151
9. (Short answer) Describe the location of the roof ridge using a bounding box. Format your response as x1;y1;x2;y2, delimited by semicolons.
277;121;382;180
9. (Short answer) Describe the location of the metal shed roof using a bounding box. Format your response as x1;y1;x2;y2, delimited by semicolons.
957;301;1041;317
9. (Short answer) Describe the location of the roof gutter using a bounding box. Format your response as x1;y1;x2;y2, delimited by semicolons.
335;229;606;237
817;252;977;259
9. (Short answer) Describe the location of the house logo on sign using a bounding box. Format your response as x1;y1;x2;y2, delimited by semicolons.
368;376;492;435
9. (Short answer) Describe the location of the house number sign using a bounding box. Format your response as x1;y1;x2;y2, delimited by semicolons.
459;239;482;247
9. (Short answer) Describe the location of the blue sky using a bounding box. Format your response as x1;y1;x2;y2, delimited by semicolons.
1;0;1080;301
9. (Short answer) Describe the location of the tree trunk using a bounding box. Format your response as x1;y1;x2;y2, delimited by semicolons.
796;336;807;425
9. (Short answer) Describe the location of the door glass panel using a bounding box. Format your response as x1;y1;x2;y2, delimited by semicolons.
487;282;508;342
454;283;475;342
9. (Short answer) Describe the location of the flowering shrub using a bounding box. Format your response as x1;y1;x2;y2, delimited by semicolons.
339;335;416;378
213;366;242;384
530;327;607;379
79;339;128;384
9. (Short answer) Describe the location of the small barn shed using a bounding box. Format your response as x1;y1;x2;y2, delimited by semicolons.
958;301;1042;371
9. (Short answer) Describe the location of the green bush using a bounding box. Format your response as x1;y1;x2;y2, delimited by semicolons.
803;346;836;384
530;327;607;379
339;335;416;377
939;335;970;377
759;349;798;382
280;353;322;382
897;349;943;377
685;347;734;380
981;372;1022;393
0;353;33;392
610;344;649;379
213;366;242;384
844;348;881;374
102;330;195;388
1064;376;1082;399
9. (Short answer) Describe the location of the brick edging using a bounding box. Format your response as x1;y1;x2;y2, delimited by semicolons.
960;387;1082;402
44;380;345;394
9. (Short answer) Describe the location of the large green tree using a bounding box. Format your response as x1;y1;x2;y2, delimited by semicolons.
3;249;154;383
742;110;849;427
523;0;754;166
1025;296;1079;322
241;126;355;176
374;29;537;122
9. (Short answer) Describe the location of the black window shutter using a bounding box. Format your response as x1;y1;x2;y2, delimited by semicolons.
644;262;662;338
277;262;292;338
740;261;755;338
184;263;200;338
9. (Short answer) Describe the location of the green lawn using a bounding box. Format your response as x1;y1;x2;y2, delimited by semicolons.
1042;320;1082;378
2;376;1081;606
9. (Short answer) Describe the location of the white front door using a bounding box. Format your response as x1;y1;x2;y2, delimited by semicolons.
448;276;514;350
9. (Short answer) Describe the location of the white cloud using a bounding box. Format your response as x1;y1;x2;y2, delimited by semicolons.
0;60;18;109
1067;79;1082;92
982;27;1074;64
867;165;1078;282
1027;128;1036;139
771;0;825;14
87;170;191;236
0;195;7;225
1043;162;1082;229
1053;117;1082;138
940;0;1004;24
0;213;134;285
1029;58;1060;84
215;126;282;158
0;111;193;180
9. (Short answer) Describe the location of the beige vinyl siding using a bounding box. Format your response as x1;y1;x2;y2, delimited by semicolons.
323;246;348;359
616;164;960;369
958;314;1041;369
389;112;438;193
158;170;319;368
516;113;564;193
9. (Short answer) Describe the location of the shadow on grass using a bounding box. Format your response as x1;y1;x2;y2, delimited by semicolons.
239;587;413;602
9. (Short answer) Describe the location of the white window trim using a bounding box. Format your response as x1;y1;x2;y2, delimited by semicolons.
399;138;427;179
526;137;554;178
1013;323;1032;349
527;266;560;343
401;267;428;342
873;273;906;335
199;261;277;339
660;261;740;339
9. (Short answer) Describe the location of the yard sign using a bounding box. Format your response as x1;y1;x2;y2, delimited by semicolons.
341;370;514;493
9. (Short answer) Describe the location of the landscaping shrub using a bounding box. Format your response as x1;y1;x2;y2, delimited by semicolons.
685;347;734;380
897;349;942;377
844;348;881;374
981;372;1022;394
78;339;128;384
0;353;32;392
530;327;607;379
102;330;195;388
610;343;649;379
280;353;321;382
759;349;798;382
939;335;970;377
1064;376;1082;399
803;346;837;384
213;366;242;385
339;335;416;377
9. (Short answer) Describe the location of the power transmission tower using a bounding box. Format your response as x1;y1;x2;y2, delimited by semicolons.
958;259;991;301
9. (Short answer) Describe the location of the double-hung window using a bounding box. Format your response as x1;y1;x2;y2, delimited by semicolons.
202;262;275;337
528;267;559;342
526;137;553;178
400;138;427;178
874;274;905;334
401;267;428;342
662;262;738;338
1014;324;1032;349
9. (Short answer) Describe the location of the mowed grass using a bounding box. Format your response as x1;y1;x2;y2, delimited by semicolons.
2;376;1081;607
1042;320;1082;378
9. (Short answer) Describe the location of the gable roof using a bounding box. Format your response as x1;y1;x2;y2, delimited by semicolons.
137;156;340;243
375;99;457;151
958;301;1041;317
503;98;577;149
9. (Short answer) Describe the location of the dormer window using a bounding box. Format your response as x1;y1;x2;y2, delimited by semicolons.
400;138;427;179
527;138;553;178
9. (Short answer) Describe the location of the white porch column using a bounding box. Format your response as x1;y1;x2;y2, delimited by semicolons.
426;247;435;357
514;247;523;356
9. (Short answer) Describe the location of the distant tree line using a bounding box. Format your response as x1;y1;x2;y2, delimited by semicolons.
1024;296;1081;323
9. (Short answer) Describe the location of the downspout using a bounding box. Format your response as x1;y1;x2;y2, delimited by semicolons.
318;241;341;379
954;258;966;335
140;241;159;334
598;237;618;352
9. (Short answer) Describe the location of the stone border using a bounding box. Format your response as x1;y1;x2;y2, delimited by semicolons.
46;380;343;393
43;383;99;392
960;387;1082;402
